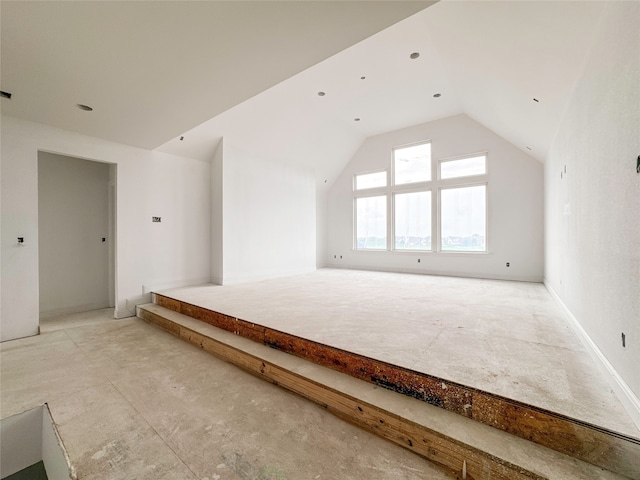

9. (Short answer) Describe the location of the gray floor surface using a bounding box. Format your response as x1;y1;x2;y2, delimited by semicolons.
157;268;639;439
2;308;450;480
3;268;638;479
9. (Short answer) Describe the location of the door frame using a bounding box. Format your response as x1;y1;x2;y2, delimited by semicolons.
37;150;117;319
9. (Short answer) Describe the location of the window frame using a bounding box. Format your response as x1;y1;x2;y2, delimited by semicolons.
438;152;488;181
353;193;389;251
392;141;433;187
437;182;488;254
352;145;489;254
353;168;388;191
392;187;433;252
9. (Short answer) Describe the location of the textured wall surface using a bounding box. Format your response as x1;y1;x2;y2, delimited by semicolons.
544;2;640;405
326;114;544;282
1;116;211;341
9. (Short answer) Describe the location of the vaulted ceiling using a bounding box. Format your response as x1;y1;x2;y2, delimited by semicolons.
1;1;605;186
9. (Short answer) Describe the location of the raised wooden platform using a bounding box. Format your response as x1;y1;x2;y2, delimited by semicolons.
140;296;640;479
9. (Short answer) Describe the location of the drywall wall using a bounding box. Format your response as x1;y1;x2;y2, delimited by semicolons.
210;140;224;285
316;190;328;268
38;152;111;317
221;142;316;284
0;405;73;480
326;114;544;281
544;2;640;421
41;405;74;480
1;115;211;341
0;407;42;478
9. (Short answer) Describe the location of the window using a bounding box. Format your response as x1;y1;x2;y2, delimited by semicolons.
440;185;486;252
395;191;431;250
355;170;386;190
440;154;486;179
355;196;387;250
354;144;487;253
394;143;431;185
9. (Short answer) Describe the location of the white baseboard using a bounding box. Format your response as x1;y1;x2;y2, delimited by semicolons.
221;267;315;286
544;280;640;432
39;302;110;319
119;293;153;318
142;276;212;294
118;277;211;318
114;308;135;319
327;264;543;283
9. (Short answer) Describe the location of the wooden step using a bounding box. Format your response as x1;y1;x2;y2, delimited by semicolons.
151;293;640;479
137;303;630;480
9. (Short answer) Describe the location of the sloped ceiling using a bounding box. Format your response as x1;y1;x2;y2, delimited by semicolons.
426;0;606;161
1;1;605;186
0;0;433;148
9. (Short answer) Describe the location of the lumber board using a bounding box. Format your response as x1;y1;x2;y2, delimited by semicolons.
153;295;640;479
139;307;545;480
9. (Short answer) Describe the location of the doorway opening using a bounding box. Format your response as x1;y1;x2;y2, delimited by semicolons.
37;152;116;322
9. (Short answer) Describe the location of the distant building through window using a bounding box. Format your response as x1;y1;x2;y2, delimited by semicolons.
354;144;487;253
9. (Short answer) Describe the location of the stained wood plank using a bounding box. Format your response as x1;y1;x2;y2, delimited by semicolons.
153;295;640;479
139;306;545;480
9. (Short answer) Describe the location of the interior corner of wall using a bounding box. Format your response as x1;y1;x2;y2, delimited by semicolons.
545;280;640;431
114;308;134;319
119;292;152;318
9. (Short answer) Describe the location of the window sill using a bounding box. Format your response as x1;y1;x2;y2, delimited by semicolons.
352;249;492;256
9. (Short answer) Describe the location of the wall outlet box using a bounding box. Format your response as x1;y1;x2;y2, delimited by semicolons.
152;217;161;223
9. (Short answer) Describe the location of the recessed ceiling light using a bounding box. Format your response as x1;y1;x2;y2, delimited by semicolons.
433;93;441;98
76;104;93;111
317;91;326;96
354;118;361;122
533;98;539;102
0;90;12;100
410;52;420;59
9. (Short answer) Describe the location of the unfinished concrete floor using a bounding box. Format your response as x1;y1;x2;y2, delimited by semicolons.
156;268;640;440
1;310;451;479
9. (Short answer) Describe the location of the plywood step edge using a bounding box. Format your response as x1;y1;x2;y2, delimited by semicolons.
136;303;626;480
151;293;640;479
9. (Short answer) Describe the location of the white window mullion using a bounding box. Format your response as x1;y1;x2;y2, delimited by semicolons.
435;187;442;252
388;191;393;251
353;144;488;255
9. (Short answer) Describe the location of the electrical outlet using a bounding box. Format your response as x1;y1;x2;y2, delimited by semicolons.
152;217;161;223
506;262;510;267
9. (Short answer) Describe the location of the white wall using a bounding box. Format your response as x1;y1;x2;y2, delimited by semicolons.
221;142;316;284
326;114;544;282
38;152;111;317
41;405;74;480
316;189;328;268
1;116;211;341
0;407;42;478
0;405;73;480
210;140;224;285
545;2;640;418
